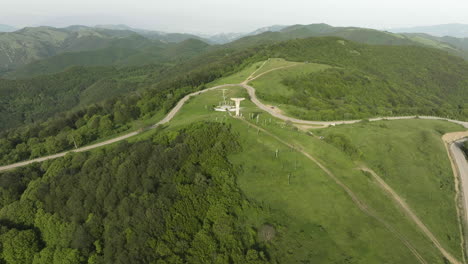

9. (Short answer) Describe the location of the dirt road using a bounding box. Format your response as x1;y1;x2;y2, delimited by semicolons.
241;82;468;128
443;132;468;249
0;84;237;173
452;140;468;222
360;167;462;264
239;118;428;264
1;63;466;173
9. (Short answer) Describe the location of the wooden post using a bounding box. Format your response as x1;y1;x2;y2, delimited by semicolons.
275;149;278;158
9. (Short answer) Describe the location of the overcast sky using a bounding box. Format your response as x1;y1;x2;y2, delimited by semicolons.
2;0;468;34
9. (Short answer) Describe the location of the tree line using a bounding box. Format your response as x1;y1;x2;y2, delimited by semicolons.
0;122;276;264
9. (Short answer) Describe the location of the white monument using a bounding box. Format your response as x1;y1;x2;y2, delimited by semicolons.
214;89;236;112
231;98;245;117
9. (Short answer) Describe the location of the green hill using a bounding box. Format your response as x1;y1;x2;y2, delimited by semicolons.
0;64;166;131
3;37;210;79
0;26;138;74
1;36;467;165
228;24;467;59
246;38;468;121
0;26;211;76
0;34;467;264
96;24;211;43
391;23;468;38
402;33;468;52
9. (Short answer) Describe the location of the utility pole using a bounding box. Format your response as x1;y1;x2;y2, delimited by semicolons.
72;135;78;149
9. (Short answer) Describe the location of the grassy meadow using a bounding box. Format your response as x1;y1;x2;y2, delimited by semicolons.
148;81;466;263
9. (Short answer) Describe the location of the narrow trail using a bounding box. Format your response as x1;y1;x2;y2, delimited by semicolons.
238;118;427;264
246;59;269;81
360;167;463;264
244;62;301;83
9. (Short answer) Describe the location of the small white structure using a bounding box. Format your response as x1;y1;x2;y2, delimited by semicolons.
231;98;245;117
214;104;236;112
214;89;236;112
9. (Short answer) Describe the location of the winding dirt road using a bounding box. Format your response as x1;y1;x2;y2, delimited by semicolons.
0;62;466;173
241;81;468;128
0;60;467;263
452;139;468;221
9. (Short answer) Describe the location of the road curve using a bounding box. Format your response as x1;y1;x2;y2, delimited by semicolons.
241;82;468;129
0;64;466;173
450;139;468;223
0;84;237;173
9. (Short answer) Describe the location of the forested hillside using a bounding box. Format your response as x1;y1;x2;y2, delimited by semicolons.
0;65;164;130
252;37;468;120
3;37;210;79
0;47;259;165
227;23;468;59
0;122;278;263
0;26;210;77
1;36;468;166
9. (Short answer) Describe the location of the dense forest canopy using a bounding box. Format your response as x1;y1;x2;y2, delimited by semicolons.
0;48;260;166
0;122;280;264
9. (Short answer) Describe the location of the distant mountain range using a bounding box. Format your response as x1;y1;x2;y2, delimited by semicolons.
224;24;468;60
206;25;287;44
3;23;468;79
0;24;17;32
95;24;210;43
390;24;468;38
96;24;288;44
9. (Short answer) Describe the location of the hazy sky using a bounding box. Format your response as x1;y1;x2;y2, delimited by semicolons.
2;0;468;34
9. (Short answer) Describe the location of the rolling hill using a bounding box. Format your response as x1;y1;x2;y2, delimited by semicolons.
0;25;212;76
402;33;468;52
95;24;211;43
3;37;210;79
0;26;139;74
227;24;468;59
1;36;467;166
5;23;468;79
391;23;468;38
246;38;468;121
0;30;467;264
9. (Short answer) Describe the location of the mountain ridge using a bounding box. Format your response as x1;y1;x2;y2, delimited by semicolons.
390;23;468;38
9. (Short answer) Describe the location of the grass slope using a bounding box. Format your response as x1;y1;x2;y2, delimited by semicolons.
316;119;466;260
159;84;466;263
248;45;468;121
